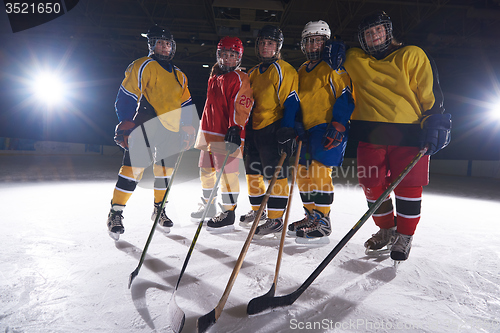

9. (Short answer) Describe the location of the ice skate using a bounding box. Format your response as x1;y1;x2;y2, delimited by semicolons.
107;206;125;241
287;207;314;236
206;205;236;233
364;226;396;256
390;232;413;263
191;197;217;223
254;218;283;238
153;202;173;233
239;209;266;228
295;210;331;245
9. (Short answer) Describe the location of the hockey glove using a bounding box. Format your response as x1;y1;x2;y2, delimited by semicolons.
322;121;345;150
420;113;452;155
323;36;346;71
224;125;241;154
114;120;135;150
180;125;196;151
276;127;297;156
294;120;307;144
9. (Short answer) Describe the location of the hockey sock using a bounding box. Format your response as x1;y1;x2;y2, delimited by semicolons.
112;165;145;206
221;172;239;211
362;185;395;229
310;161;333;217
296;163;315;213
394;186;422;236
200;167;218;201
153;164;174;203
246;174;266;211
267;177;289;219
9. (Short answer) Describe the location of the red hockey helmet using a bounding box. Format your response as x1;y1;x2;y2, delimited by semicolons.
216;36;244;72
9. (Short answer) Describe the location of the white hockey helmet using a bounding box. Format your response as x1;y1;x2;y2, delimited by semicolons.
301;20;331;39
300;20;331;61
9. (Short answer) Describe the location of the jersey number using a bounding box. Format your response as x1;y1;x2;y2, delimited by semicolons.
239;95;252;108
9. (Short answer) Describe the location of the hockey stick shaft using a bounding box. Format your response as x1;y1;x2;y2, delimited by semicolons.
246;143;302;315
163;151;231;333
174;150;231;290
248;147;427;313
128;151;184;289
197;152;287;333
274;142;302;284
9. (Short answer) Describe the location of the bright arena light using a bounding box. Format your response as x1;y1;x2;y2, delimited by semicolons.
31;71;66;106
490;101;500;120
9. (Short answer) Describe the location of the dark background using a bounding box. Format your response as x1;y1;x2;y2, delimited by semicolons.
1;0;499;160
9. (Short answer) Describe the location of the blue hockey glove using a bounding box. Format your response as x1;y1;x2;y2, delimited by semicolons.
294;120;308;145
276;127;297;156
114;120;135;150
322;121;345;150
322;36;346;70
224;125;241;154
420;113;452;155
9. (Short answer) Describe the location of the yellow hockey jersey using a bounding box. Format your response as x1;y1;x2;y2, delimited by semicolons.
115;56;192;132
298;61;352;130
248;59;300;130
344;46;444;146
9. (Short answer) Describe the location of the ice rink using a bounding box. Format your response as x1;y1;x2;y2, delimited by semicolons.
1;150;499;332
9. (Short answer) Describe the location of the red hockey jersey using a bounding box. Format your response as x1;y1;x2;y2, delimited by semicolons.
195;69;253;158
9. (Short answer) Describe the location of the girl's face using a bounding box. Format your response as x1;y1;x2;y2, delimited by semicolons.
218;50;240;68
155;39;172;57
303;35;325;53
258;38;278;58
364;24;387;47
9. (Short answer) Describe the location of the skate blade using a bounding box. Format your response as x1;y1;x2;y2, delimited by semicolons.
239;220;265;229
253;232;281;240
286;230;297;237
365;248;391;256
160;226;171;234
206;224;235;234
392;260;404;270
108;231;121;241
239;221;252;228
191;217;211;224
295;236;330;245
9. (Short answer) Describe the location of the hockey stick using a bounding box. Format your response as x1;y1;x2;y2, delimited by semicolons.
247;141;302;315
128;150;184;289
246;147;428;314
197;152;287;333
164;150;231;333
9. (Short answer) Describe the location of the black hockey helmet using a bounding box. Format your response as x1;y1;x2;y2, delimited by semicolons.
141;25;173;39
357;10;393;55
255;25;283;63
141;24;176;61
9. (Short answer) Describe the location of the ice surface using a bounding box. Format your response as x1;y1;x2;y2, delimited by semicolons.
1;150;499;332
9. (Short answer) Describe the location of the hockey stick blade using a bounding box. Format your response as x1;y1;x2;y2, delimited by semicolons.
246;282;276;315
248;286;301;314
164;291;186;333
128;267;139;289
197;309;215;333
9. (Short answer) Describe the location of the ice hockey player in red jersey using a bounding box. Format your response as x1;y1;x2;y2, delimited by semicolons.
192;36;254;232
